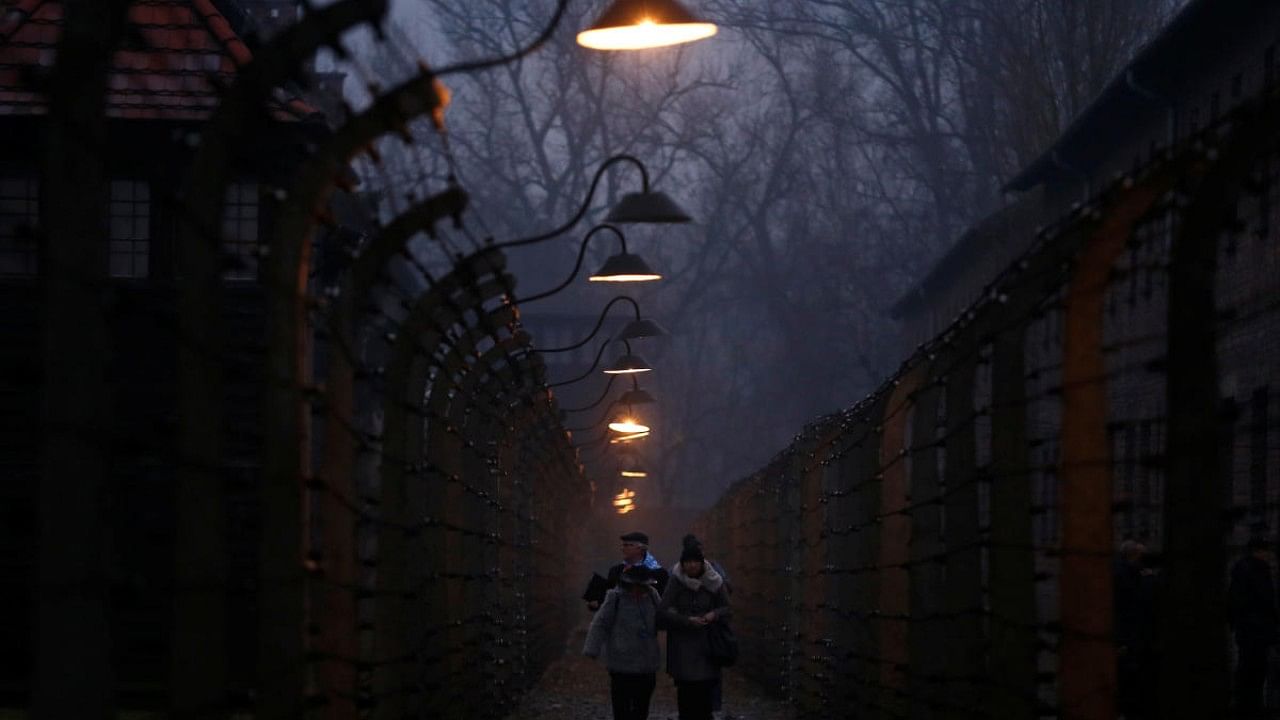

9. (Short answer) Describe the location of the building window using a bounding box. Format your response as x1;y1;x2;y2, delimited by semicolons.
0;178;39;276
109;180;150;278
222;183;259;281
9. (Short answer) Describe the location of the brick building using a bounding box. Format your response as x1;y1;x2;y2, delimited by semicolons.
0;0;332;708
890;0;1280;702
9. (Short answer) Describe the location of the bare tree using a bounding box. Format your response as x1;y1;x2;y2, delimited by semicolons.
341;0;1184;507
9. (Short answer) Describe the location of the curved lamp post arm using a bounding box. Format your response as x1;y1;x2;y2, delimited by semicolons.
538;295;642;354
546;339;632;389
514;224;626;304
494;155;650;250
560;375;618;413
564;398;623;433
570;431;609;450
434;0;569;77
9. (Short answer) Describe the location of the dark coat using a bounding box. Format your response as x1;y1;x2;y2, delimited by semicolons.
582;554;670;605
1229;554;1278;646
1113;559;1155;655
658;564;731;683
583;586;663;674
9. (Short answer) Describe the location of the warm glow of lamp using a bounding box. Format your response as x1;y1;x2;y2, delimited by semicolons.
578;0;718;51
609;417;651;434
603;352;653;375
611;431;651;444
620;470;648;478
614;489;638;513
588;252;663;283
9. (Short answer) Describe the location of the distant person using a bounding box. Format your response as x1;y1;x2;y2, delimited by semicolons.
583;531;669;611
679;534;731;719
1229;536;1278;717
659;543;731;720
1114;539;1156;719
584;565;664;720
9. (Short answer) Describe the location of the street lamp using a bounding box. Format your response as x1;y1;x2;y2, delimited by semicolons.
578;0;718;51
515;224;661;304
608;413;651;434
619;452;649;478
615;487;638;514
610;431;651;444
499;154;693;251
619;376;655;406
564;381;655;430
538;295;667;355
603;350;652;376
546;338;654;389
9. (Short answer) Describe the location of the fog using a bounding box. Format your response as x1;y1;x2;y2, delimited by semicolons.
330;0;1182;507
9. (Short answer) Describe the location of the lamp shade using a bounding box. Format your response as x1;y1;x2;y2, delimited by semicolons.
619;387;655;406
617;318;668;340
589;252;662;283
603;353;653;375
619;455;649;478
606;190;694;224
610;431;651;444
578;0;718;51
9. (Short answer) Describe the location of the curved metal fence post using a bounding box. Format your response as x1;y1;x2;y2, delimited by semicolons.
35;3;129;716
1058;174;1184;720
1158;110;1268;719
907;362;945;719
259;64;446;717
986;298;1039;719
878;368;925;716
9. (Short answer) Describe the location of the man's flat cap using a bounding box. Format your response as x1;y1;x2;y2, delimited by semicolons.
620;531;649;545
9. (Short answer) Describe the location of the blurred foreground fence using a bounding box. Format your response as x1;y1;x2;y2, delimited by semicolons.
695;77;1280;719
2;1;588;717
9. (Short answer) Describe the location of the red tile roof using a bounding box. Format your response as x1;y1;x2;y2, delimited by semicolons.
0;0;316;121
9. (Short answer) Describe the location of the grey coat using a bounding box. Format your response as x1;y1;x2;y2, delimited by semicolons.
658;564;732;682
583;586;662;674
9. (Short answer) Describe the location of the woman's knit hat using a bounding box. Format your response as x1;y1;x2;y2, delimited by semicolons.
679;544;704;563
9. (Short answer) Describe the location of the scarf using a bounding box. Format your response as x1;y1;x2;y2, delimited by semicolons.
626;551;663;572
671;560;723;593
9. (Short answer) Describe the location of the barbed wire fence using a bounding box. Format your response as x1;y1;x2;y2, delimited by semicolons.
12;0;589;717
693;63;1280;720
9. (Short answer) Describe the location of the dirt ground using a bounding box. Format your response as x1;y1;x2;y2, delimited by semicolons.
503;625;796;720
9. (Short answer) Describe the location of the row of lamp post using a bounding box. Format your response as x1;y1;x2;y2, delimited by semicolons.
490;0;718;514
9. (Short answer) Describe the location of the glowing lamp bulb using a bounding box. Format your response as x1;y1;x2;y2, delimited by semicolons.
609;418;651;434
588;273;663;283
610;431;651;444
577;0;718;51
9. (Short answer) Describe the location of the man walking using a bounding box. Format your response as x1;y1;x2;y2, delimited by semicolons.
584;531;670;611
1114;539;1156;719
1229;536;1278;718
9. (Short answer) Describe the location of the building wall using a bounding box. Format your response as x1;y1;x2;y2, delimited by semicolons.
896;2;1280;357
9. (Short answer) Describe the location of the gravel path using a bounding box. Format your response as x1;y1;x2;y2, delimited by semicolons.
504;626;795;720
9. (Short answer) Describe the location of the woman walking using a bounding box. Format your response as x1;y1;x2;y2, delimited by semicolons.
583;565;663;720
659;543;732;720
